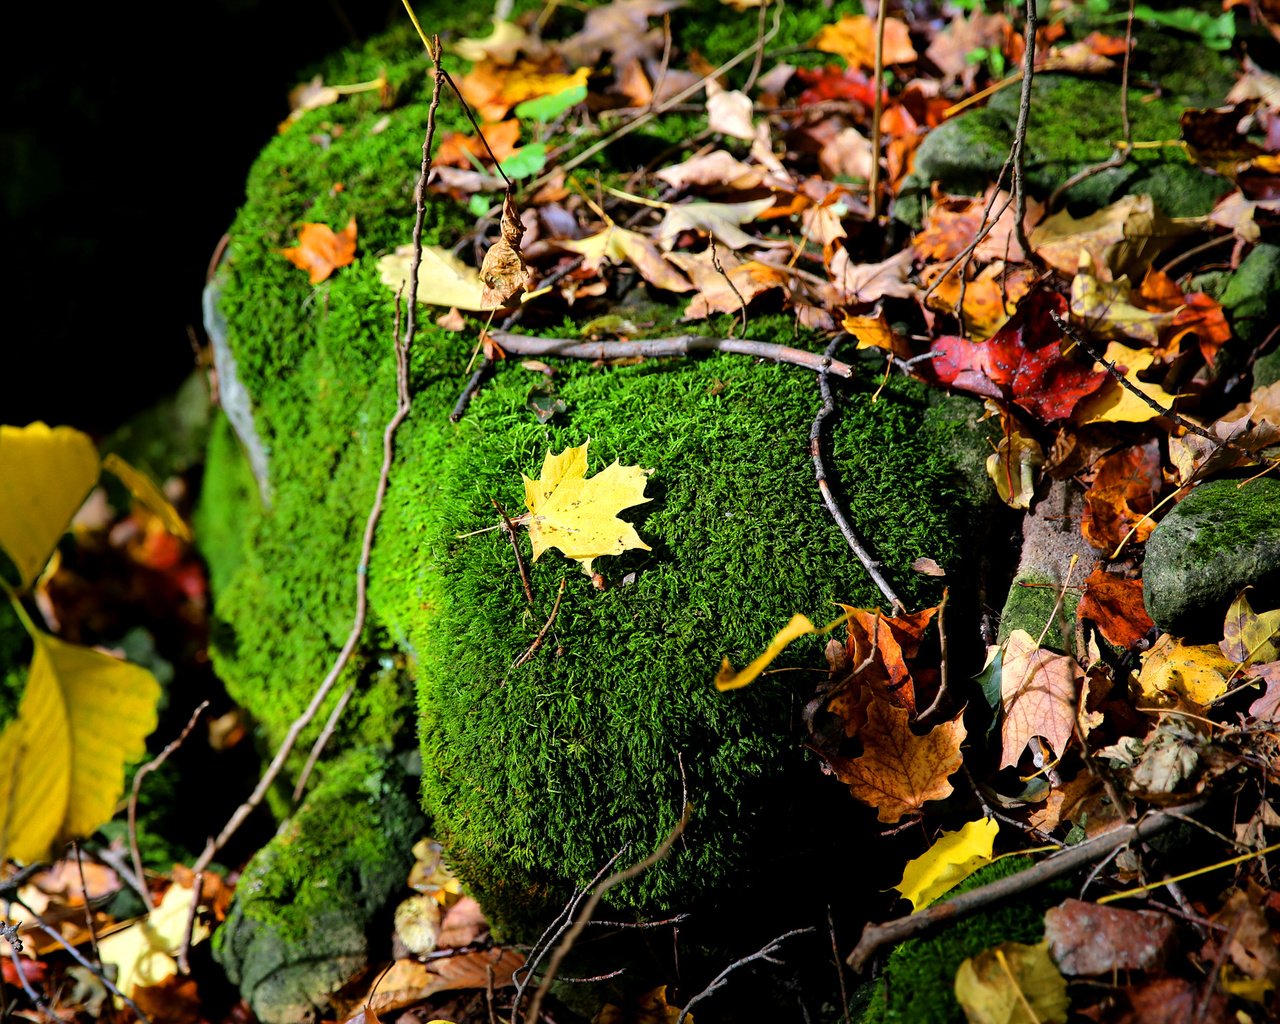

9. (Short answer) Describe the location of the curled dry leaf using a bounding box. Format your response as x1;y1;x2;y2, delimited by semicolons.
706;82;755;141
1029;194;1199;281
655;150;763;191
480;192;529;309
986;430;1044;510
656;197;777;251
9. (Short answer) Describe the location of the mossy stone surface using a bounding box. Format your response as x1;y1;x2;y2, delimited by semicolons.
898;74;1230;226
1143;478;1280;637
855;857;1063;1024
213;748;425;1024
199;5;997;943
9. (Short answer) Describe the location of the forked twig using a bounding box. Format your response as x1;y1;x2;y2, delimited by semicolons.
678;927;815;1024
511;578;566;670
522;804;693;1023
810;338;902;611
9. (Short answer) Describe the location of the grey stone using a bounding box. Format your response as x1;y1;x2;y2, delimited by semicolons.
1143;478;1280;637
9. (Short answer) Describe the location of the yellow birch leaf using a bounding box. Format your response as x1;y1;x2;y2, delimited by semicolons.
0;424;100;589
98;882;209;1000
1221;589;1280;666
1136;633;1234;706
895;818;999;911
522;441;652;573
0;625;159;863
101;454;191;542
954;941;1069;1024
378;245;496;311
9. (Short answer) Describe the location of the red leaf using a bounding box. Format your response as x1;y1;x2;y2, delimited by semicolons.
794;66;884;109
929;290;1107;422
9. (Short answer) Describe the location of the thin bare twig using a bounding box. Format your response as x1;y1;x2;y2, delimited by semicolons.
915;588;951;727
512;578;567;671
493;499;534;604
194;36;446;865
678;927;815;1024
21;912;153;1024
129;700;210;909
177;871;203;975
489;330;857;378
847;800;1205;972
810;338;902;611
1010;0;1038;261
868;0;888;218
708;236;748;336
71;841;101;969
523;804;693;1024
292;682;356;802
743;1;768;93
829;906;852;1024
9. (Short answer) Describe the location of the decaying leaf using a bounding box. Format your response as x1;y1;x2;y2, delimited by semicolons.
1136;633;1235;706
1220;588;1280;666
0;625;160;862
655;150;764;191
480;192;529;309
0;423;100;589
1044;899;1176;976
560;226;693;293
832;697;965;823
1069;268;1177;344
279;217;357;284
706;81;755;141
894;817;999;911
986;431;1044;509
349;951;525;1018
1029;195;1198;281
666;250;788;318
520;441;652;573
954;941;1069;1024
378;244;494;311
656;197;776;251
999;629;1080;769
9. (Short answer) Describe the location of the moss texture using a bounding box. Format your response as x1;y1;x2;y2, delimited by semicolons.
213;748;425;1024
0;600;30;732
200;2;995;941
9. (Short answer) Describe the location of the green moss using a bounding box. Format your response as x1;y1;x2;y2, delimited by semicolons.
1255;348;1280;389
213;748;425;1024
856;857;1064;1024
195;415;258;600
998;570;1078;652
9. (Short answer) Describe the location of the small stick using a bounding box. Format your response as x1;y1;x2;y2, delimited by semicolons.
193;35;447;871
71;841;101;969
512;578;566;670
829;906;852;1024
129;700;210;909
590;913;690;930
490;331;857;379
708;236;748;336
21;913;153;1024
1010;0;1038;262
291;682;355;802
810;338;903;611
846;800;1204;972
493;498;533;605
678;927;815;1024
523;805;693;1024
1052;311;1264;463
915;588;950;727
177;871;203;975
868;0;888;218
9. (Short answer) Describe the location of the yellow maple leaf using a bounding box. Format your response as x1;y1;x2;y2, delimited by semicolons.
521;441;652;573
1221;588;1280;666
1136;633;1235;706
895;817;999;912
0;621;159;862
1073;341;1183;425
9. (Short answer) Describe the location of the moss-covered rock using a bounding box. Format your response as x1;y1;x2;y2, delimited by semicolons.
213;748;425;1024
198;1;998;954
898;73;1231;226
1143;477;1280;637
854;857;1066;1024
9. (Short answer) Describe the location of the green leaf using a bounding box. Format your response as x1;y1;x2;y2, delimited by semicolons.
514;84;587;123
468;194;492;218
498;143;548;181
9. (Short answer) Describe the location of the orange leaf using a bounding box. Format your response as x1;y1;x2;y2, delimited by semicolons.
832;697;965;823
814;15;917;70
1078;567;1155;650
436;119;520;168
279;217;357;284
1080;441;1160;552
